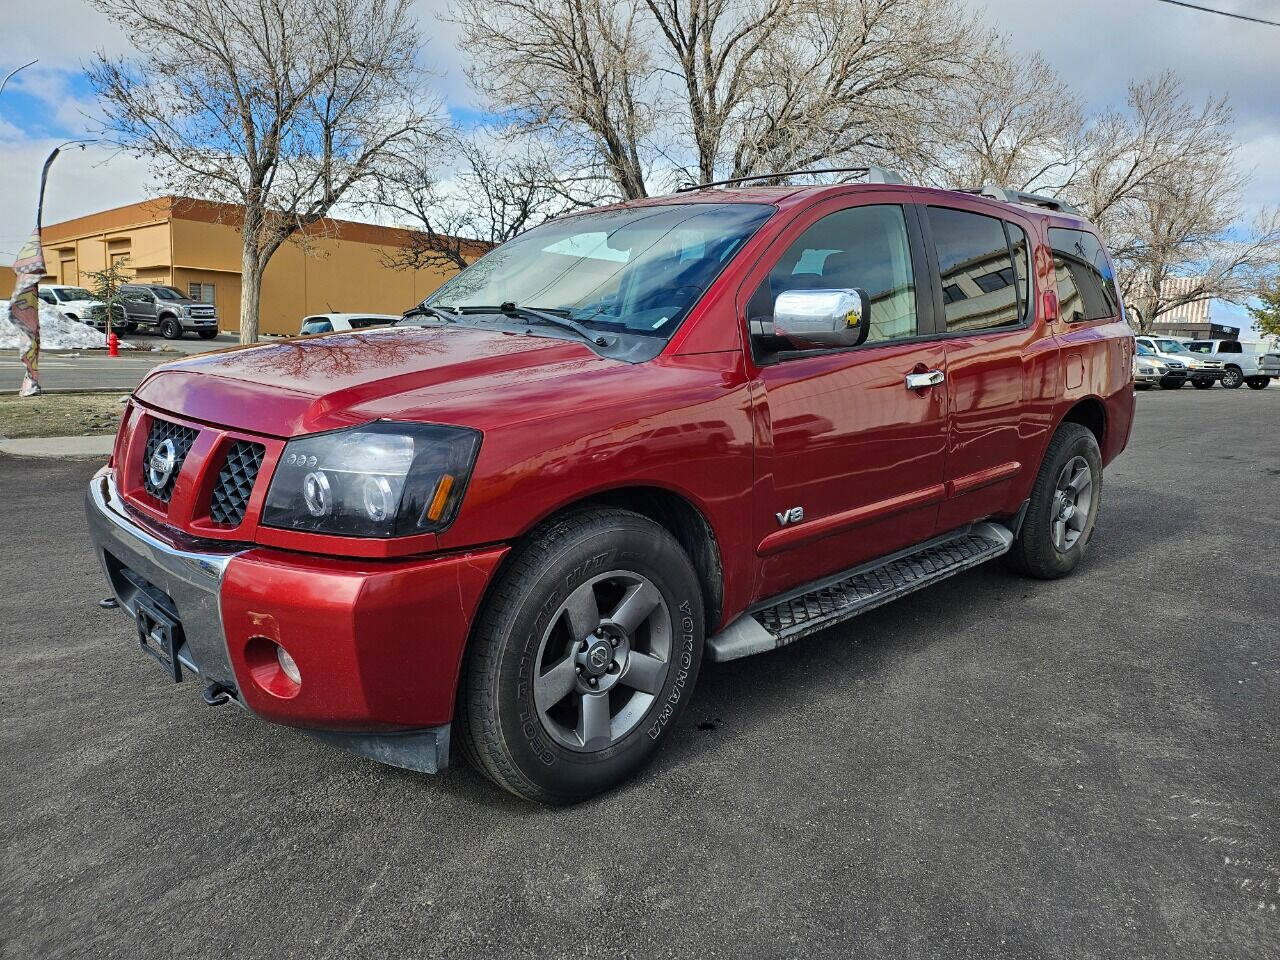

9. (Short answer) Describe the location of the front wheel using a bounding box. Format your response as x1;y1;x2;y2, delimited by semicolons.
1009;423;1102;580
1221;367;1244;389
458;509;704;804
158;316;183;339
1246;377;1270;390
1191;377;1215;390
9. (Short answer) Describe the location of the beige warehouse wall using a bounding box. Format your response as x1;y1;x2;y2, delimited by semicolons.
171;213;468;335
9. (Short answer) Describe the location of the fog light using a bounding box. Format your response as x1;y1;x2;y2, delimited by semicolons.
276;644;301;684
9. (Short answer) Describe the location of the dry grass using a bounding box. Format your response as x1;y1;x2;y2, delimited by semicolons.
0;392;129;439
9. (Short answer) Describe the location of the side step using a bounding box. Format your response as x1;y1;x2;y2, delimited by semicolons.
705;522;1014;662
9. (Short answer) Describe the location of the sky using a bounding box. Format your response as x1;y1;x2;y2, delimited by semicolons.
1;0;1276;333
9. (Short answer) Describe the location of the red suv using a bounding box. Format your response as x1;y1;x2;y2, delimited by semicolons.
87;172;1135;803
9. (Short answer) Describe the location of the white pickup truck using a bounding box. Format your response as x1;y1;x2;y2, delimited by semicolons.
1184;339;1280;390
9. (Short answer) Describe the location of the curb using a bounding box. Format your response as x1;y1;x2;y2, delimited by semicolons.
0;434;115;458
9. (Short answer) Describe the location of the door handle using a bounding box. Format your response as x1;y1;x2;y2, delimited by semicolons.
905;369;945;390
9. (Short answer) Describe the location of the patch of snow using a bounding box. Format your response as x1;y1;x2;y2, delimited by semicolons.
0;299;135;350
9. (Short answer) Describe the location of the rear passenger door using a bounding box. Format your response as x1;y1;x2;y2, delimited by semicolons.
920;204;1050;530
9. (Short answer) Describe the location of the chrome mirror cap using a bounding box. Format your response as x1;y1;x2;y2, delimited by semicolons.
772;288;870;349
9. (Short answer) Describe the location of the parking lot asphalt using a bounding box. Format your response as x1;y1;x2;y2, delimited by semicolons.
2;387;1277;960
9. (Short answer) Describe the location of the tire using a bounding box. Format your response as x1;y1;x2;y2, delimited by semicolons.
197;329;218;340
458;508;704;804
1246;377;1270;390
1009;423;1103;580
1159;377;1184;390
158;316;183;339
1191;378;1214;390
1221;366;1243;389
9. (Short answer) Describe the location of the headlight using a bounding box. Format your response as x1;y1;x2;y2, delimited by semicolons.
262;421;481;537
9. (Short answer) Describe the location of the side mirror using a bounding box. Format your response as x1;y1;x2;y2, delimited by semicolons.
772;288;871;349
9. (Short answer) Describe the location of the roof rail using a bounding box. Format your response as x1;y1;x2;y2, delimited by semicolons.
974;185;1082;217
675;165;905;193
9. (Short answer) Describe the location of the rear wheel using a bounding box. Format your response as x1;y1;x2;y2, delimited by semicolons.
1191;377;1215;389
1221;367;1244;389
458;509;704;803
159;316;183;339
1009;423;1102;580
1246;377;1270;390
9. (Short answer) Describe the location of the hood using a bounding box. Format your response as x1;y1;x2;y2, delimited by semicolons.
133;324;607;437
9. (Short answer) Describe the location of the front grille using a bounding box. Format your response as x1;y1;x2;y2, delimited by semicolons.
209;441;265;526
190;306;215;318
141;419;198;502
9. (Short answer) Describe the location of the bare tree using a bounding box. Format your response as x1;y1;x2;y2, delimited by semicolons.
455;0;654;199
920;48;1085;194
375;133;574;271
452;0;990;196
88;0;440;342
1071;75;1280;332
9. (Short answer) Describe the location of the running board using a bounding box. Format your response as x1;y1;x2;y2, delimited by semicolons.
705;522;1014;662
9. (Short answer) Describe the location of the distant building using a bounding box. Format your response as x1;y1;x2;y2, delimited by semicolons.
1147;276;1239;340
1;197;480;336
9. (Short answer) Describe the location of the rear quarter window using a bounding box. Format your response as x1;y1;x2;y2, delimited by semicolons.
1048;228;1118;322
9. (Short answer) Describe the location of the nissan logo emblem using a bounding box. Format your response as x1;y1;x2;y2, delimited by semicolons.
147;438;179;488
589;644;610;669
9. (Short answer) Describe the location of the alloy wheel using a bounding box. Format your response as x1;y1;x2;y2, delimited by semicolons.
1050;455;1093;552
533;570;672;752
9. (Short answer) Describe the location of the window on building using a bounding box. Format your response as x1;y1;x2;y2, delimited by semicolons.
188;282;216;304
1048;228;1118;321
746;204;919;358
927;207;1023;332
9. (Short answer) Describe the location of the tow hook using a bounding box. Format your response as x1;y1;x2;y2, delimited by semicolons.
201;682;234;707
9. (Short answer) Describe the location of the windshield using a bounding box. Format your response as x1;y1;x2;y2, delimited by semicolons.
1136;342;1154;356
152;286;186;300
55;287;93;301
1155;338;1189;353
426;203;773;337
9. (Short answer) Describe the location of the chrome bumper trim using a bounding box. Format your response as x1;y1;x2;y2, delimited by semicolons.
85;470;244;688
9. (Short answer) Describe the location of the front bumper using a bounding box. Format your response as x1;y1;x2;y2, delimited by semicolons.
85;468;507;773
1185;368;1223;379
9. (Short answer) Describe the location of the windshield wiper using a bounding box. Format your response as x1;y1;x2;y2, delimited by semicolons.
495;302;611;347
401;303;461;324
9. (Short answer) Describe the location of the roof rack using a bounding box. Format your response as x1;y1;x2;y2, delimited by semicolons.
972;185;1082;217
675;166;905;193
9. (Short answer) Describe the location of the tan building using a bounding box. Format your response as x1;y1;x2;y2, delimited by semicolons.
3;197;477;336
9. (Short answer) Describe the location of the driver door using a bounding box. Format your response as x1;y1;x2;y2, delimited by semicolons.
742;197;949;600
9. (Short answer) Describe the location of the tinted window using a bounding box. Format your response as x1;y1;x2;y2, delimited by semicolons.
1048;228;1118;321
301;319;333;334
1218;341;1242;353
1186;341;1212;354
747;204;918;357
927;207;1021;332
349;317;389;329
